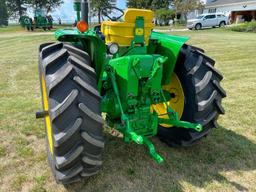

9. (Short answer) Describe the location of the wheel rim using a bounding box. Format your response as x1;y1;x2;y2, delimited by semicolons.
41;75;54;154
152;73;185;128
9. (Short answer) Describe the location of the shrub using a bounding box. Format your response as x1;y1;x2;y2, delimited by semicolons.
229;21;256;33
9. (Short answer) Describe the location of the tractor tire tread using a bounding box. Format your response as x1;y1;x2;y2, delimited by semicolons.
55;145;84;169
68;56;96;79
81;132;105;148
44;49;69;70
53;118;82;147
73;76;101;99
47;65;73;93
158;44;226;147
50;89;78;121
39;42;104;184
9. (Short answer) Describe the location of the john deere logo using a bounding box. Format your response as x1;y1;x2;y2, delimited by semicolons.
135;28;144;36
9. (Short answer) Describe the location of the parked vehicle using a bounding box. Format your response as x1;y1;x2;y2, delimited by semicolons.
19;9;53;31
187;13;228;30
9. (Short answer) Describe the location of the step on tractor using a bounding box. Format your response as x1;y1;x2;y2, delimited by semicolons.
20;9;53;31
37;0;226;184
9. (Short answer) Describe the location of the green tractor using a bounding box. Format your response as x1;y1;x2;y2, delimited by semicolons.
37;0;226;184
20;9;53;31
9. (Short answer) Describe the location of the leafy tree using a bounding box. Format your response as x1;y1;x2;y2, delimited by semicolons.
45;0;63;13
6;0;28;18
29;0;63;13
173;0;204;20
0;0;8;26
91;0;111;23
127;0;152;9
127;0;169;10
155;9;175;25
151;0;170;10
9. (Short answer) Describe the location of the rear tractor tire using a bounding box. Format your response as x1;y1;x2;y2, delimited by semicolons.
39;42;105;184
157;44;226;147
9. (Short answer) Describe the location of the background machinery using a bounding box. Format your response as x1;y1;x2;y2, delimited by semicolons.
37;0;226;184
20;9;53;31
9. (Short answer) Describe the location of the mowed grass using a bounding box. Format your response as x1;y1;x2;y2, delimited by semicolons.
0;29;255;192
0;24;71;34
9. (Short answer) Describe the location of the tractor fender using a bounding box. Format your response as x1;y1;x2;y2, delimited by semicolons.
150;31;189;85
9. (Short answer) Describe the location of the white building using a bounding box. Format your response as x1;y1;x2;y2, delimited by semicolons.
204;0;256;23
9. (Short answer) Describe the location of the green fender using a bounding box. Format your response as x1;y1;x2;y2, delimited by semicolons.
55;29;107;86
150;31;189;85
55;29;189;87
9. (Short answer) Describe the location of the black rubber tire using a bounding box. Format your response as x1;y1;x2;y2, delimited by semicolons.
38;42;105;184
158;44;226;147
195;23;202;30
219;21;226;28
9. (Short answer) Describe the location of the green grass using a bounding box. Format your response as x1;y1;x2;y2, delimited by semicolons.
0;24;70;34
0;25;24;33
154;24;186;30
0;29;256;192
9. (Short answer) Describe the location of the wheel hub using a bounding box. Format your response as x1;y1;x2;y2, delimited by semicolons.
152;73;185;128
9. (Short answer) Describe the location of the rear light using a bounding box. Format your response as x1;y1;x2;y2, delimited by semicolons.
77;20;88;33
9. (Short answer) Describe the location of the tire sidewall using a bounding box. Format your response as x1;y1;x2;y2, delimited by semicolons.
195;23;201;30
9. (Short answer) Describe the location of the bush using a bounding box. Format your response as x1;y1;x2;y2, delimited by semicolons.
229;21;256;33
155;9;175;26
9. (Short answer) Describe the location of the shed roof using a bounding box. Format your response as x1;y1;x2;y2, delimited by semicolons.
206;0;256;7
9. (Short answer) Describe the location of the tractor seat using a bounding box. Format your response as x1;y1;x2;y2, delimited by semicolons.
101;9;154;46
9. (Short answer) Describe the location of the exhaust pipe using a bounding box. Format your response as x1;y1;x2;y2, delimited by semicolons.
81;0;89;23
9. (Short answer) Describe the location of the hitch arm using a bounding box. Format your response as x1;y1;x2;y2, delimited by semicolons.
158;118;202;132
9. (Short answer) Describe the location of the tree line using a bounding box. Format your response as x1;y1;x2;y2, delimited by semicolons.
0;0;62;26
127;0;204;25
0;0;203;26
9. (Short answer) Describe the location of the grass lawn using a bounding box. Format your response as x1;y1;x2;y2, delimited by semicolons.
154;24;186;30
0;28;255;192
0;24;71;34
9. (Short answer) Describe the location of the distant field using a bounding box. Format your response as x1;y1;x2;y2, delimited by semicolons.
0;24;72;34
0;25;24;33
0;29;255;192
0;25;186;34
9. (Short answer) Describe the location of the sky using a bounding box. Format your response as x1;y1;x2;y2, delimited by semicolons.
51;0;127;23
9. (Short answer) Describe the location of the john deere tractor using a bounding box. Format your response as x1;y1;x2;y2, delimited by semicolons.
37;0;226;184
20;9;53;31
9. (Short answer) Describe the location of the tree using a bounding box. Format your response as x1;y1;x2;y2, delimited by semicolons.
6;0;28;18
127;0;169;10
127;0;152;9
91;0;111;23
155;9;175;25
173;0;204;20
29;0;63;13
151;0;170;10
0;0;8;26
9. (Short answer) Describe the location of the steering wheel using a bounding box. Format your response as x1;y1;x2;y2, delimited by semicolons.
101;7;124;21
